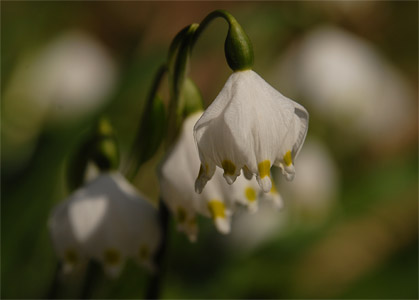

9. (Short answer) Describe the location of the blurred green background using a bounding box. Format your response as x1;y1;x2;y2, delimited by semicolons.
1;1;418;299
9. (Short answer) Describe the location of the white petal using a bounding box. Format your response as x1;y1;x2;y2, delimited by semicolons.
160;112;203;207
256;175;272;193
242;166;253;180
291;105;309;159
49;201;87;272
262;188;284;210
227;172;261;213
69;195;108;243
214;217;231;234
195;161;216;194
159;112;207;239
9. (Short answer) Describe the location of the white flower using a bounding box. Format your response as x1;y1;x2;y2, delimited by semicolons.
278;138;340;220
2;30;116;173
229;198;287;252
159;111;282;240
194;70;308;194
49;172;161;277
275;26;415;147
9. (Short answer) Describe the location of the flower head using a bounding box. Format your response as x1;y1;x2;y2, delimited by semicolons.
160;111;282;241
194;70;308;194
49;172;161;277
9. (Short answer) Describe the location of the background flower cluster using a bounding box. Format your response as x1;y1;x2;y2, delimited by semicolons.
2;1;417;299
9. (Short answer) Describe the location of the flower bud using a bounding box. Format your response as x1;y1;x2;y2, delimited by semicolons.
91;118;119;172
224;18;254;71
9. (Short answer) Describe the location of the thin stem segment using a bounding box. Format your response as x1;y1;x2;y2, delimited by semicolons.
165;24;198;148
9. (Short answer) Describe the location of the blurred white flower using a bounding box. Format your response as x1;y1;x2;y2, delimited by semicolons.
194;70;309;194
2;30;117;173
230;138;339;251
160;111;282;241
49;172;161;277
278;138;340;220
229;198;287;252
275;26;415;146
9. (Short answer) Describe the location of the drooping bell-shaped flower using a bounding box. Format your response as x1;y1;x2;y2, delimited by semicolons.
160;111;282;241
194;69;309;194
49;172;161;277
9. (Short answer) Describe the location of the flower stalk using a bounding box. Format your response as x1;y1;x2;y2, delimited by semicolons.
143;10;257;299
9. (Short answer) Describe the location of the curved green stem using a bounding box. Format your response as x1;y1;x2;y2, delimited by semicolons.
192;9;237;47
167;25;193;68
165;24;198;148
193;9;254;71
